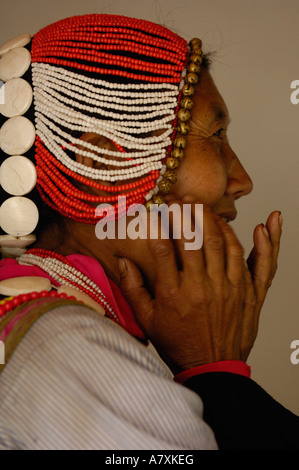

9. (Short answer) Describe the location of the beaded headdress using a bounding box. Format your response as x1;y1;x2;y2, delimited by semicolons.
0;14;203;255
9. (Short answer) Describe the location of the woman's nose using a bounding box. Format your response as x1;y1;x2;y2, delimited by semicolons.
225;148;253;199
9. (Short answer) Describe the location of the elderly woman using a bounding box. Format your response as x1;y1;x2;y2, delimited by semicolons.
0;14;298;450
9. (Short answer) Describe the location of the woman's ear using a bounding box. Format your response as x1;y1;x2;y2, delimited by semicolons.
75;132;115;170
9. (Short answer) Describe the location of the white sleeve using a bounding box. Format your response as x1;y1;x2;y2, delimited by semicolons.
0;304;217;450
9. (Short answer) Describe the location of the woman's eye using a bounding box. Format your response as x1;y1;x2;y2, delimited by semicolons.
213;128;225;138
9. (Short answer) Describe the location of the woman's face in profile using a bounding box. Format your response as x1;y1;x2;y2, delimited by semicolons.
165;67;253;222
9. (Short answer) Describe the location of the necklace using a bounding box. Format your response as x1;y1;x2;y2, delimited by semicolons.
17;248;119;324
0;290;75;318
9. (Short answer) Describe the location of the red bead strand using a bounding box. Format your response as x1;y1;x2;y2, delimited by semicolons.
35;139;159;195
0;290;77;318
31;14;187;83
32;15;187;53
34;138;159;222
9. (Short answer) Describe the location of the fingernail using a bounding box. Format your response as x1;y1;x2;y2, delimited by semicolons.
118;257;127;275
278;212;283;228
262;225;269;239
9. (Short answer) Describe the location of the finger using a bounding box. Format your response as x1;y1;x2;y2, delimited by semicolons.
265;211;282;279
172;201;206;279
247;211;282;282
201;207;226;282
249;224;273;305
240;259;259;360
147;236;181;292
146;199;183;290
217;218;244;288
242;258;257;322
246;245;256;275
118;257;154;333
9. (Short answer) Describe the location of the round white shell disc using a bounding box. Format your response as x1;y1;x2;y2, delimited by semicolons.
0;246;27;258
0;276;52;296
0;34;31;58
0;156;37;195
0;47;31;82
0;116;35;155
0;233;36;247
0;196;39;236
0;78;33;117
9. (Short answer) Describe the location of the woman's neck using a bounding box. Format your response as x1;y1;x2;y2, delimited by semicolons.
32;220;124;287
33;218;156;294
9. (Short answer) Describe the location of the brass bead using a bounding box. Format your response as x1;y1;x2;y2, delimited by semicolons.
171;148;184;160
178;108;190;122
158;179;173;194
177;121;190;135
180;97;193;110
182;83;195;97
166;156;179;170
192;46;203;56
190;38;202;48
163;170;177;184
186;73;199;85
174;135;187;149
145;200;154;211
152;194;165;205
188;62;201;74
190;53;203;66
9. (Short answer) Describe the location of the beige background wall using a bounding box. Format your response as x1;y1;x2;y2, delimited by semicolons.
1;0;298;414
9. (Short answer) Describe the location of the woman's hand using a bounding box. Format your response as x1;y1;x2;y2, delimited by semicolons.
246;210;282;325
119;203;282;374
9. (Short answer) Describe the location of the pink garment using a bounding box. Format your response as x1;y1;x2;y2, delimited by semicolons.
0;255;145;341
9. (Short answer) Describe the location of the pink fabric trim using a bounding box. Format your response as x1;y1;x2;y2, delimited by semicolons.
174;360;251;384
0;255;145;341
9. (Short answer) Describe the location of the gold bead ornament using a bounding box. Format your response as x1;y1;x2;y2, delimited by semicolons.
146;38;203;210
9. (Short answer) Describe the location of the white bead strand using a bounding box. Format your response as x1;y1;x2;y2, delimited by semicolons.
32;60;178;185
33;63;178;93
35;110;172;158
34;77;177;112
18;253;119;322
37;124;164;181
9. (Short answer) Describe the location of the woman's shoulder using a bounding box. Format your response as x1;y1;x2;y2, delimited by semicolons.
1;301;171;384
0;303;217;450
